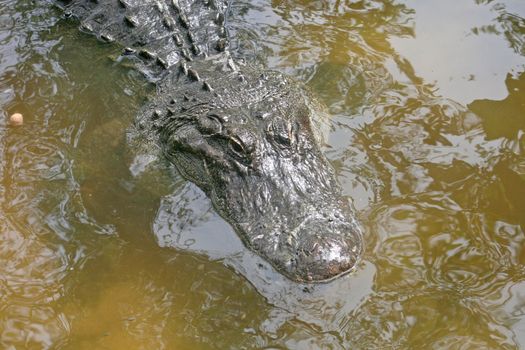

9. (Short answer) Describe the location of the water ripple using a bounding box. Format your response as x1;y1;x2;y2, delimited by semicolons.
1;0;525;348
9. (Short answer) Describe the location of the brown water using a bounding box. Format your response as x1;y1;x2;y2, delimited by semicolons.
1;0;525;349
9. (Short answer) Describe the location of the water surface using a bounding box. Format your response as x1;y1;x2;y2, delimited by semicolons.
1;0;525;348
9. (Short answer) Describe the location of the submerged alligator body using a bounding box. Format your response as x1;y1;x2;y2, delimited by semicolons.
57;0;363;282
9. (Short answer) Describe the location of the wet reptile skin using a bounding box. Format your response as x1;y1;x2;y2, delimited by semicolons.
56;0;363;282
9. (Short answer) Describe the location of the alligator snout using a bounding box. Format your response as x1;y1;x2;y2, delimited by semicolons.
278;211;363;282
292;231;361;282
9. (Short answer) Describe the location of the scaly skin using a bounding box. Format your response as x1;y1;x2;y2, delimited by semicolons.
56;0;363;282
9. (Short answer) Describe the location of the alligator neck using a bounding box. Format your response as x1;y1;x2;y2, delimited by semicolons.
59;0;230;80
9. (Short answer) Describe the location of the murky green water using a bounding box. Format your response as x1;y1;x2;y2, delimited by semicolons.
1;0;525;349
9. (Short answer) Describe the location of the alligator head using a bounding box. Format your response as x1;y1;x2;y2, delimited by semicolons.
155;59;363;282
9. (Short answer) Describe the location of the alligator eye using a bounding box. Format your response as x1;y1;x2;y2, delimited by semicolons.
227;130;255;161
229;137;245;155
275;133;292;146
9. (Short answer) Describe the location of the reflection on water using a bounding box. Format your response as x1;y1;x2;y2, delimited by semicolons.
1;0;525;348
390;0;525;104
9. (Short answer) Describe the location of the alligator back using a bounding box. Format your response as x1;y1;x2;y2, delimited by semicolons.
58;0;229;78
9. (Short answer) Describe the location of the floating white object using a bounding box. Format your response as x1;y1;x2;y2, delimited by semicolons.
9;112;23;126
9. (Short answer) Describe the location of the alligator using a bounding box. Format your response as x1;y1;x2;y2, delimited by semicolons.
56;0;363;282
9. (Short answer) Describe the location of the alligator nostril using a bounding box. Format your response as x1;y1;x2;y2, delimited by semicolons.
287;233;361;282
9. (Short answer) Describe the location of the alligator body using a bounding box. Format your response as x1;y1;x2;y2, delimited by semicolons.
57;0;363;282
